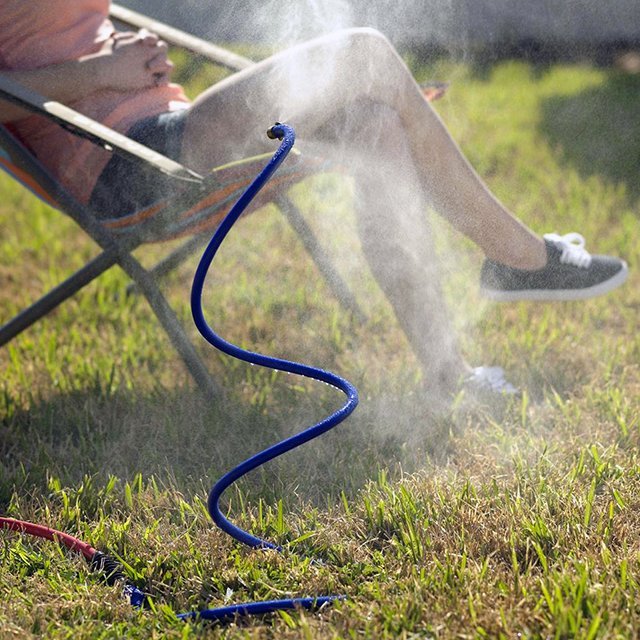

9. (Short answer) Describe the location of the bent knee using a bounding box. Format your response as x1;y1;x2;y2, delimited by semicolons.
343;27;393;49
335;27;396;58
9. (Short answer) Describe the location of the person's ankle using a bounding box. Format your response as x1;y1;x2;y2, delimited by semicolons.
486;237;547;271
421;360;471;397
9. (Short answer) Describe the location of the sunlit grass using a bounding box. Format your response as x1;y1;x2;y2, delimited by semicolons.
1;54;639;638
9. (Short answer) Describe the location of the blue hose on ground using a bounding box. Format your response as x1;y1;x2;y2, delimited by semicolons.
184;123;358;622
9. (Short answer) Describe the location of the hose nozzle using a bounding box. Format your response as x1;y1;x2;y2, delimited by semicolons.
266;122;284;140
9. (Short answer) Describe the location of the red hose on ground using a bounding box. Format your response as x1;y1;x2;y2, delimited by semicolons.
0;516;97;560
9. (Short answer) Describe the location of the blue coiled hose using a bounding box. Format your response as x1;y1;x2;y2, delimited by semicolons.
183;123;359;621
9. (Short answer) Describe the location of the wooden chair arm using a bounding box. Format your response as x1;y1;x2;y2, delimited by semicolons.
0;73;202;184
110;3;253;72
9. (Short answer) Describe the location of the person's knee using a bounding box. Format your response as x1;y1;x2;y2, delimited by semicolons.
334;27;396;62
345;27;394;53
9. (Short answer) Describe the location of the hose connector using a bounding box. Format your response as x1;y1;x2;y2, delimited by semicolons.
90;551;147;608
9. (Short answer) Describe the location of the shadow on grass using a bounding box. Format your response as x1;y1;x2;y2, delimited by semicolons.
0;383;458;511
538;72;640;205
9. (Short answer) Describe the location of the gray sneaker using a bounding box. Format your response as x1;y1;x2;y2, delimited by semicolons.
480;233;628;302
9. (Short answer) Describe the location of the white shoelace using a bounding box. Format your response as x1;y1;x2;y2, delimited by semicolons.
543;232;592;269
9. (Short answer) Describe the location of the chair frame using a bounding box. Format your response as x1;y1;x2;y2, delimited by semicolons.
0;4;363;398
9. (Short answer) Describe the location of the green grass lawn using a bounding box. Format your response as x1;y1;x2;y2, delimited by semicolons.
1;54;640;638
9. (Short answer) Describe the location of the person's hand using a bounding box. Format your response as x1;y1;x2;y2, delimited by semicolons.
87;28;174;92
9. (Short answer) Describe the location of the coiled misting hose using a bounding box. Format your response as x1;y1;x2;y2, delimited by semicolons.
0;123;358;623
184;122;358;620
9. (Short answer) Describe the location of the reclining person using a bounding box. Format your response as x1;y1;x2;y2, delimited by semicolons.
0;0;628;398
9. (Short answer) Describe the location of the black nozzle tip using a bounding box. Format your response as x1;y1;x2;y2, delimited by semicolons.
266;122;283;140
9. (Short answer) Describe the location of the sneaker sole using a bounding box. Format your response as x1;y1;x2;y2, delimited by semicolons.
481;262;629;302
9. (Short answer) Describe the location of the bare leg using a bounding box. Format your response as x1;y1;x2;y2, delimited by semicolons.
177;28;547;391
181;28;546;270
330;100;468;391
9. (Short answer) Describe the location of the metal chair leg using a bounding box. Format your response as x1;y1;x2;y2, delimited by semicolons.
116;251;223;399
0;251;118;346
276;194;366;323
126;233;210;296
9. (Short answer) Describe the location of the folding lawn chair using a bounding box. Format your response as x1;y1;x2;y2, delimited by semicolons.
0;4;365;398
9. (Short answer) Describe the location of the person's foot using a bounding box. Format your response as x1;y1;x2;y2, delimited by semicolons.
464;366;519;396
420;82;449;102
480;233;628;302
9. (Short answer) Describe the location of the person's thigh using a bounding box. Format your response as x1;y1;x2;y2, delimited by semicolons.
179;28;415;173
